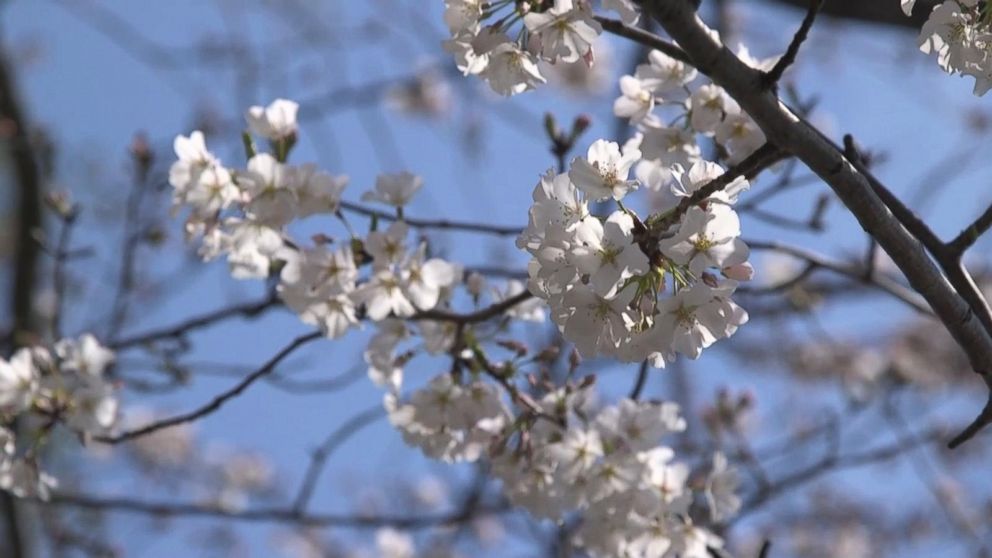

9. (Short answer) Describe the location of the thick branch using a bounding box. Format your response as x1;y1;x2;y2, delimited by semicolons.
642;0;992;445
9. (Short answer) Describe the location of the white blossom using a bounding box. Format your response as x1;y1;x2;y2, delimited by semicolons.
362;172;423;208
523;0;602;64
568;139;641;201
246;98;299;141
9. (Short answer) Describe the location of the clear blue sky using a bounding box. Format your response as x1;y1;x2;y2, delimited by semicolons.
4;1;990;556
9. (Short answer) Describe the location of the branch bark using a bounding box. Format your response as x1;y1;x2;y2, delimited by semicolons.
0;34;42;558
641;0;992;445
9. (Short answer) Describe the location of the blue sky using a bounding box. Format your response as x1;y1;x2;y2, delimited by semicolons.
4;1;991;556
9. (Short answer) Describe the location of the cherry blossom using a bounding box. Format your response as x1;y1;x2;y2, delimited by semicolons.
568;139;641;201
524;0;602;64
245;98;299;141
361;172;423;208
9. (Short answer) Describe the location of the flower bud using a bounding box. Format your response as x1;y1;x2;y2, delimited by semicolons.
721;262;754;282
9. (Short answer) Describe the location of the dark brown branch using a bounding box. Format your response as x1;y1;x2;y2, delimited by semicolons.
97;331;321;444
763;0;825;86
844;136;992;338
642;0;992;447
948;396;992;449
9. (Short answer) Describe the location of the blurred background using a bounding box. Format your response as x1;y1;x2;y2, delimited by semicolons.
1;0;991;556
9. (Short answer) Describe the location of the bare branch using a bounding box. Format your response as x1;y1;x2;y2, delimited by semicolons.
40;493;508;529
948;201;992;256
411;291;533;324
293;405;385;513
746;240;931;314
110;290;281;350
593;16;691;64
97;332;321;444
340;200;524;237
764;0;825;86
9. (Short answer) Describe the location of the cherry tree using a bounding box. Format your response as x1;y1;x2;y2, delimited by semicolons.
2;1;992;556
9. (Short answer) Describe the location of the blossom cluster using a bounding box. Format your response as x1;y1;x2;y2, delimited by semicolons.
389;373;740;557
903;0;992;95
171;100;470;352
169;98;744;557
517;49;768;367
170;100;549;395
442;0;639;96
0;334;118;499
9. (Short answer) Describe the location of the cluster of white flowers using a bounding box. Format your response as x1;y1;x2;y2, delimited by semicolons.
517;140;752;366
0;334;118;499
442;0;639;96
903;0;992;95
170;99;469;352
170;100;550;398
170;97;744;557
389;373;740;557
512;45;775;366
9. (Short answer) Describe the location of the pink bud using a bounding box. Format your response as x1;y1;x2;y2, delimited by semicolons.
722;262;754;282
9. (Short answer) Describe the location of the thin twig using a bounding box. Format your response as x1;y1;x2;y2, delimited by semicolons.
41;493;508;528
110;290;280;350
629;360;649;401
948;396;992;449
411;291;533;324
292;405;385;513
948;201;992;256
340;201;523;237
649;144;783;234
746;240;931;314
593;16;692;65
764;0;825;86
96;331;322;444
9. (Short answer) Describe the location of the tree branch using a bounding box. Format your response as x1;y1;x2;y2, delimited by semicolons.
110;290;281;350
410;291;533;324
763;0;825;86
97;331;321;444
642;0;992;446
340;200;523;237
292;405;385;513
593;16;692;64
40;493;507;528
948;201;992;256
